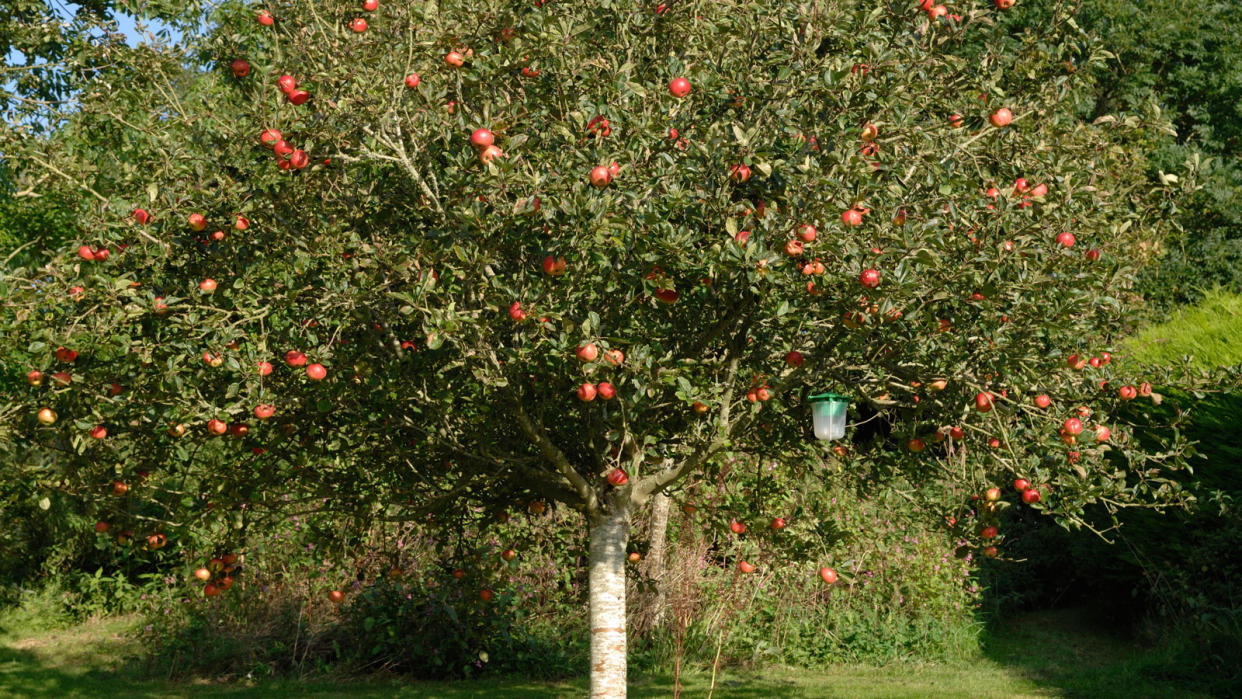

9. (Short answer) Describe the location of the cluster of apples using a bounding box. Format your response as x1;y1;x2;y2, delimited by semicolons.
575;343;624;402
195;552;241;598
724;517;840;583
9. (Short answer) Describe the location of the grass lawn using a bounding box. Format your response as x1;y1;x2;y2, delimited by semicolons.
0;609;1215;698
1123;288;1242;368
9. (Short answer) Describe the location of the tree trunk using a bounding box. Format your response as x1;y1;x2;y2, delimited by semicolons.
589;503;630;698
645;491;671;628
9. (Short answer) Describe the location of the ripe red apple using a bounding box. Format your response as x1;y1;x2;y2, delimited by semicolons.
289;150;309;169
577;383;597;401
253;404;275;420
188;213;207;231
203;351;223;367
985;487;1001;502
285;350;307;367
112;480;129;496
655;288;680;304
479;589;494;602
819;567;839;584
1034;394;1051;409
797;224;817;243
770;517;786;531
445;51;465;67
983;546;999;558
1067;354;1086;370
729;519;746;535
273;140;294;158
257;361;274;376
995;0;1015;8
1014;478;1031;492
576;343;599;363
287;89;310;105
989;108;1013;127
693;401;709;414
1056;231;1076;248
949;113;964;128
1095;426;1111;443
55;346;78;362
785;351;804;367
597;382;616;400
1085;248;1101;262
1021;488;1041;504
199;278;217;293
859;269;881;288
306;363;327;380
668;77;691;97
975;392;994;412
257;10;274;25
500;548;517;562
478;145;503;164
363;0;378;10
77;244;96;261
734;229;751;245
328;589;345;604
230;59;250;78
348;18;367;32
542;255;566;276
908;437;926;452
729;164;751;183
628;552;641;563
1138;382;1152;397
606;468;629;486
94;521;110;533
589;166;612;188
470;128;495;150
841;208;863;227
207;419;228;435
204;583;220;597
980;525;998;539
27;370;43;386
1063;418;1083;435
949;426;965;440
508;302;528;321
89;425;107;439
785;239;804;257
1119;385;1136;400
404;73;420;89
738;561;755;574
37;407;57;425
603;349;624;366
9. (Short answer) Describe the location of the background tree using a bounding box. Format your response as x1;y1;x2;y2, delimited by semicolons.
1;0;1201;695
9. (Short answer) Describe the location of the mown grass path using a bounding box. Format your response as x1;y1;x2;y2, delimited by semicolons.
0;609;1212;698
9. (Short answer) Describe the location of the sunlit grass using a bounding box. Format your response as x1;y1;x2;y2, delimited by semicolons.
1124;289;1242;368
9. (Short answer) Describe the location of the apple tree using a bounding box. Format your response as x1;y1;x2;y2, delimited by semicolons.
1;0;1200;695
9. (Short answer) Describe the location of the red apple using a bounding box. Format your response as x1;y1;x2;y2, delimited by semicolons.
188;213;207;231
289;150;309;169
770;517;786;531
1021;488;1041;504
229;423;248;438
603;349;624;366
908;437;926;452
797;224;817;243
207;419;227;435
577;383;597;401
287;89;310;105
1119;385;1136;400
995;0;1015;8
606;468;629;486
841;208;864;227
819;567;838;584
1056;231;1076;248
404;73;421;89
949;426;965;440
470;128;494;150
729;164;751;183
254;404;275;420
285;350;307;367
1034;394;1051;409
738;560;755;574
306;363;327;380
95;521;110;533
257;361;273;376
363;0;378;10
89;425;107;439
199;278;216;293
230;59;250;78
785;351;804;367
542;256;567;276
27;370;43;386
257;10;274;25
975;392;994;412
785;239;804;257
668;77;691;98
597;382;616;400
1067;354;1086;370
508;302;528;321
479;589;494;602
989;108;1013;127
1085;248;1101;262
328;589;345;604
1062;418;1083;435
576;343;598;362
55;346;78;363
729;519;746;534
445;51;465;67
348;18;367;32
500;548;516;562
478;145;503;163
36;407;57;425
589;166;612;188
859;269;880;288
1094;425;1111;443
980;525;998;539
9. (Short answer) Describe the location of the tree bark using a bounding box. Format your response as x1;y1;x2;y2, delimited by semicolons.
645;491;671;628
589;502;630;698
